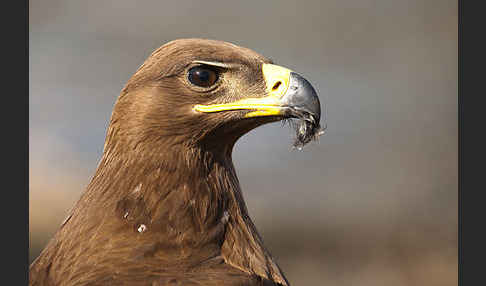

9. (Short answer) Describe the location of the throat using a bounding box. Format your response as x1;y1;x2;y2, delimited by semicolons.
221;174;289;285
193;148;289;285
85;144;288;285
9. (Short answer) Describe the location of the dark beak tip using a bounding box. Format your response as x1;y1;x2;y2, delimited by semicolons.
288;72;322;123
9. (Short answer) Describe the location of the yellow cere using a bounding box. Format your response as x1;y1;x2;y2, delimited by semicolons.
261;64;291;99
193;64;293;118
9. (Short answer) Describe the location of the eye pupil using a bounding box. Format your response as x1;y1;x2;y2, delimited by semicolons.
188;66;218;87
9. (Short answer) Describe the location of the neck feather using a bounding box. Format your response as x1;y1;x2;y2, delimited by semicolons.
59;140;288;285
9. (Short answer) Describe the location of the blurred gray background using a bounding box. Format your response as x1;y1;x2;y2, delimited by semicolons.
29;1;457;285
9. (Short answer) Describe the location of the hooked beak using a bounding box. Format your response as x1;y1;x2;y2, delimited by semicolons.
193;63;321;126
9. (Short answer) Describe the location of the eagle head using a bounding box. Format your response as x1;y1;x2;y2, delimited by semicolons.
107;38;322;154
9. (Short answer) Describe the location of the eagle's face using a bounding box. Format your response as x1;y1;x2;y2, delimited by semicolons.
110;39;321;152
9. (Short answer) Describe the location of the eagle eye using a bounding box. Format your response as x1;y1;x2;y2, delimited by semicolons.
188;66;219;88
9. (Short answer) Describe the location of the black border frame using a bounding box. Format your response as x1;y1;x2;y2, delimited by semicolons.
8;0;29;284
459;0;484;285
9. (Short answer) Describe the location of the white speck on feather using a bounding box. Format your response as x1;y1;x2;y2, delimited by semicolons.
137;224;147;233
132;183;142;194
123;212;129;219
221;211;229;224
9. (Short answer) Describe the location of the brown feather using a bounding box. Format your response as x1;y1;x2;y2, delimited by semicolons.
30;39;289;286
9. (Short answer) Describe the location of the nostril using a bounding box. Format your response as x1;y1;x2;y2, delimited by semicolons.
272;81;282;91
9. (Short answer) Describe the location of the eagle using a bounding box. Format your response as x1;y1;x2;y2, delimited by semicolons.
30;39;322;286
